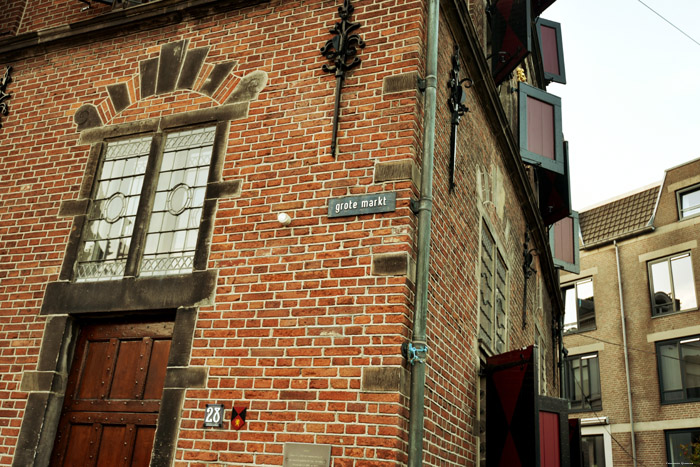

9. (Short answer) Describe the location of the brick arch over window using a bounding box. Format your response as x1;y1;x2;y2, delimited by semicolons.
73;39;268;130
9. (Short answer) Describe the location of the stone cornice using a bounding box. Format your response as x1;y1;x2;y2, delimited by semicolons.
0;0;268;62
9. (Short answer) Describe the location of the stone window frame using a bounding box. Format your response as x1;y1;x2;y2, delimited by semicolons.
75;126;218;282
648;251;698;317
43;106;244;315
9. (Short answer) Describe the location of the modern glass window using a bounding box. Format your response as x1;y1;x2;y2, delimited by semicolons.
581;435;606;467
666;428;700;466
564;353;602;411
657;336;700;403
563;278;595;333
678;185;700;220
76;126;215;281
649;252;697;316
479;224;508;354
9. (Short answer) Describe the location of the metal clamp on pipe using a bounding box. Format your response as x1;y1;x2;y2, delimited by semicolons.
402;341;429;365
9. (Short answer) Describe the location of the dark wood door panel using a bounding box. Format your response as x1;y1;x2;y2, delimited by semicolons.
51;319;173;467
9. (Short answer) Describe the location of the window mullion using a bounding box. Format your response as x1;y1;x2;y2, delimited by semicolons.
125;133;165;277
667;259;677;311
491;243;497;339
574;284;581;328
678;342;687;401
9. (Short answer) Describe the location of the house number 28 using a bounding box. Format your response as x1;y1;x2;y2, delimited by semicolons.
204;403;224;427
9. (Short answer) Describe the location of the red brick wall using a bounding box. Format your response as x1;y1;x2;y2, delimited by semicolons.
418;12;559;466
16;0;111;35
0;0;27;36
0;0;559;464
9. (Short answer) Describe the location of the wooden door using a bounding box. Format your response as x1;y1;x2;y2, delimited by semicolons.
51;320;173;466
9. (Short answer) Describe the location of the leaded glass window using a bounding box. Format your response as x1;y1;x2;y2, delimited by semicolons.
76;136;151;281
141;127;215;276
75;126;215;281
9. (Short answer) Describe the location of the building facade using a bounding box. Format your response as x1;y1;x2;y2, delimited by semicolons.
562;159;700;466
0;0;574;465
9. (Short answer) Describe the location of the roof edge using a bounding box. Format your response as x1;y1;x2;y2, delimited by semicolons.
581;225;655;251
580;181;662;213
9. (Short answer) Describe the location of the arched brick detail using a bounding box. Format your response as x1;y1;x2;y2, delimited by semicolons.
76;39;267;128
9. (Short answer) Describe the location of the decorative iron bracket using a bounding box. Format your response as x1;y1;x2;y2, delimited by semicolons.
521;229;538;329
447;46;472;191
0;66;12;129
320;0;365;157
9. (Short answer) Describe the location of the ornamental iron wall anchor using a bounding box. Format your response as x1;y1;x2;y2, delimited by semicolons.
0;66;12;129
447;46;472;191
320;0;365;157
521;229;538;330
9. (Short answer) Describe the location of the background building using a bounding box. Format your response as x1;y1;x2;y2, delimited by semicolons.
562;158;700;466
0;0;576;465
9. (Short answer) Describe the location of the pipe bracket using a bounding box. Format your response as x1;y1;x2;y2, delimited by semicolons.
402;341;428;365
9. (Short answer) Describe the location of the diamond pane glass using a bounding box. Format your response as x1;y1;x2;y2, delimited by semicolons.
140;127;215;276
76;136;151;281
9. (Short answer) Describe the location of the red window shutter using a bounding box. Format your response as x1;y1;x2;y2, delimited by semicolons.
519;83;564;174
527;96;555;160
538;141;571;226
550;212;580;274
536;18;567;84
539;411;561;467
491;0;532;85
532;0;557;16
569;418;583;467
541;25;559;75
486;346;537;466
554;216;573;263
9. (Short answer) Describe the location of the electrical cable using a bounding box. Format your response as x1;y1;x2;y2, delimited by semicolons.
635;0;700;48
569;363;652;467
576;332;694;363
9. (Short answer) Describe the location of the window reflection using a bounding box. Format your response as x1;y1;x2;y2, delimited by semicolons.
666;429;700;466
650;253;697;316
658;336;700;403
680;187;700;219
581;435;605;467
562;278;595;333
565;353;602;411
